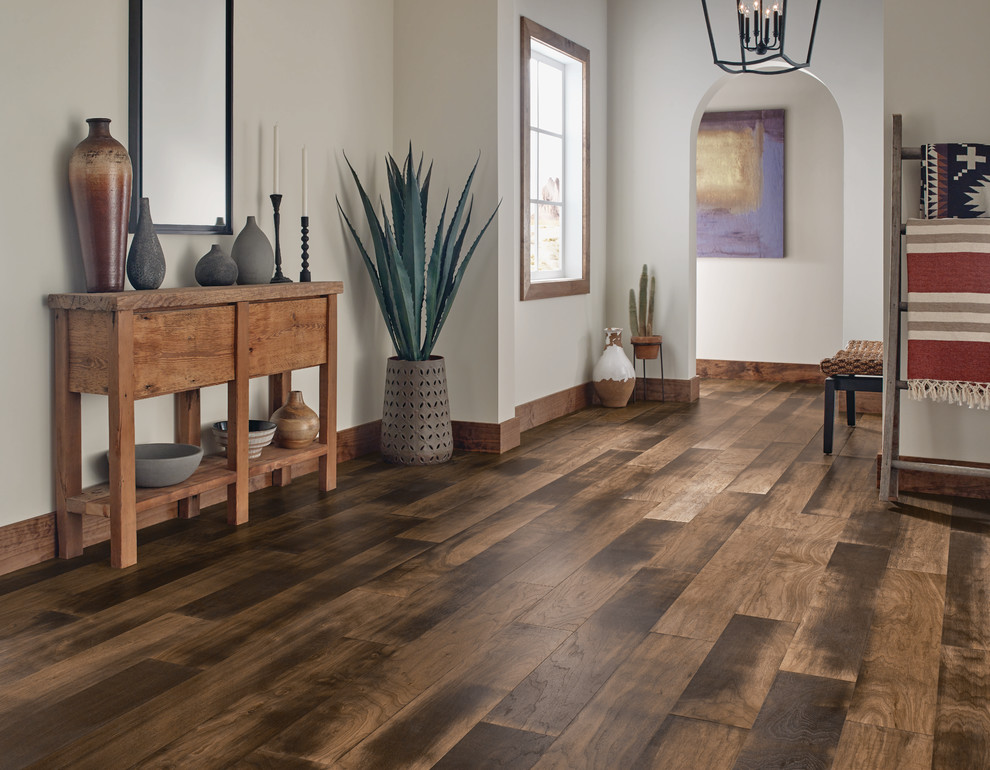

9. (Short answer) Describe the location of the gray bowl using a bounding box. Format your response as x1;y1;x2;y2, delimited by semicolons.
128;443;204;488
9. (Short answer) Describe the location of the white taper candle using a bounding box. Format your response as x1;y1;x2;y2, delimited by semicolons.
302;145;308;216
273;123;280;194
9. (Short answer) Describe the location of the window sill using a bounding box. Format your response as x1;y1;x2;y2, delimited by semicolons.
521;276;590;301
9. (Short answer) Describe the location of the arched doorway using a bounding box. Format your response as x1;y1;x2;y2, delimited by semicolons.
693;72;844;369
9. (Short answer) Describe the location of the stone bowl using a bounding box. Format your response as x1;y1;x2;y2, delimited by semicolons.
122;443;204;488
212;420;277;459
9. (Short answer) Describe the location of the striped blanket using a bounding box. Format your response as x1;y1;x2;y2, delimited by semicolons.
906;218;990;409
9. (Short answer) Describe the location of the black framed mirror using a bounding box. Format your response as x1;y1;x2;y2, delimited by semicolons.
128;0;233;234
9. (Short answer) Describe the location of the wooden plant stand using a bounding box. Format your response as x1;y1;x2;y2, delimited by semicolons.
48;282;342;568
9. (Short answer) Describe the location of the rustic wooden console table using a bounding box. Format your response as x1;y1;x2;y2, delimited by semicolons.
48;282;342;568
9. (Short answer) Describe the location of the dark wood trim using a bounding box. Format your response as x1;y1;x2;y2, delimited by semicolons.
635;376;700;403
337;420;380;463
0;514;55;576
876;454;990;501
516;383;595;432
697;359;823;384
520;16;591;302
452;419;522;454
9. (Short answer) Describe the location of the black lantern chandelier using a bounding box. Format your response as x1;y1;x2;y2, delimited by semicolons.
701;0;822;74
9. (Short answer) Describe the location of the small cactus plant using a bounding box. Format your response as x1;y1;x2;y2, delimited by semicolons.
628;264;656;337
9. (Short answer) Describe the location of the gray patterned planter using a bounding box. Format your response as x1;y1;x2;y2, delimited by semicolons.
381;356;453;465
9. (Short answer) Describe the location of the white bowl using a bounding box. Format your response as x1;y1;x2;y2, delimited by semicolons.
212;420;277;459
116;443;204;488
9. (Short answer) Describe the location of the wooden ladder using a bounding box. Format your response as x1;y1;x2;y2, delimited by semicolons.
879;114;990;500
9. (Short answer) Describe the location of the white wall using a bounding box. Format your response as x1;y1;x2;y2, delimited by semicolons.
607;0;884;381
0;0;394;528
505;0;609;407
697;73;844;364
885;0;990;462
392;0;503;425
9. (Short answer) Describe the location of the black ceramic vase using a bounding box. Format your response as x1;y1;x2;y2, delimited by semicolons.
126;197;166;290
195;244;238;286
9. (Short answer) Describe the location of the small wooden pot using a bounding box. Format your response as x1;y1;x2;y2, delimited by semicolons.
270;391;319;449
631;335;662;360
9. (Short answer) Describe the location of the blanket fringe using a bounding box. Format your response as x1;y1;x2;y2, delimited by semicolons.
907;379;990;409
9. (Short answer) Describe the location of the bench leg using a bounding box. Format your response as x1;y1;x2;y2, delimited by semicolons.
824;377;836;454
846;385;857;426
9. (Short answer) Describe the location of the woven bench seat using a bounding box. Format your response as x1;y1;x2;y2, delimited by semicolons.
820;339;883;377
821;340;883;454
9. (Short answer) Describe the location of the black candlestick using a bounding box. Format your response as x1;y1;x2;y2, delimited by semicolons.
270;193;292;283
300;216;311;282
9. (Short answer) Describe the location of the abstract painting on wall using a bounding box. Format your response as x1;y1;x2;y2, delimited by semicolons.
696;109;784;259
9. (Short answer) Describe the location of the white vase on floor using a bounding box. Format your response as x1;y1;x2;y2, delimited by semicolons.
593;328;636;407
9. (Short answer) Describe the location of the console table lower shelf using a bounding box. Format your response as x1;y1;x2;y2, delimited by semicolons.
65;444;329;519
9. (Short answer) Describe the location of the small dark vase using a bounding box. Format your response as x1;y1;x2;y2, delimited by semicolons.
195;244;238;286
126;197;166;290
68;118;132;292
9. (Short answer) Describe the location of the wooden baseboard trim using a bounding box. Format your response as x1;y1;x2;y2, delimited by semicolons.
337;420;380;462
698;359;823;384
453;419;521;453
516;383;595;432
633;376;700;404
876;454;990;501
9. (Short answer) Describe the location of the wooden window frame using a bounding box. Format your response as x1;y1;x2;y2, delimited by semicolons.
521;17;591;301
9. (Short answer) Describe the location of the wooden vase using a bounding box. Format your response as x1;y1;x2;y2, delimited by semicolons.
68;118;132;292
270;391;319;449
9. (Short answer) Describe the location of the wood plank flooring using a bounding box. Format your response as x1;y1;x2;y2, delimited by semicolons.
1;379;988;768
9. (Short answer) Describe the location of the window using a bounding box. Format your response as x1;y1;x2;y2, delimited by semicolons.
521;18;590;301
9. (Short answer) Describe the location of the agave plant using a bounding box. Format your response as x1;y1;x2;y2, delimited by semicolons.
338;146;499;361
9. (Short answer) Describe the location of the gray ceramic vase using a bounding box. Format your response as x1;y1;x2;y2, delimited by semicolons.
126;197;166;290
195;244;238;286
232;215;274;284
380;356;453;465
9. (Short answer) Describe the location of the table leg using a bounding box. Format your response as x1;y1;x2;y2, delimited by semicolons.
319;294;338;492
823;377;836;454
269;372;293;487
109;310;137;568
228;302;250;525
54;310;83;559
175;390;201;519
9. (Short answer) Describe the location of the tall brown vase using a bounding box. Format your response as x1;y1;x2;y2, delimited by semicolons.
68;118;132;293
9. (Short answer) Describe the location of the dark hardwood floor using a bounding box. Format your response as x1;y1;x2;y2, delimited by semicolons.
2;379;988;769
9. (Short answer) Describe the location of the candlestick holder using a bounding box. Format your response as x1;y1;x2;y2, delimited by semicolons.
300;216;311;282
270;193;292;283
